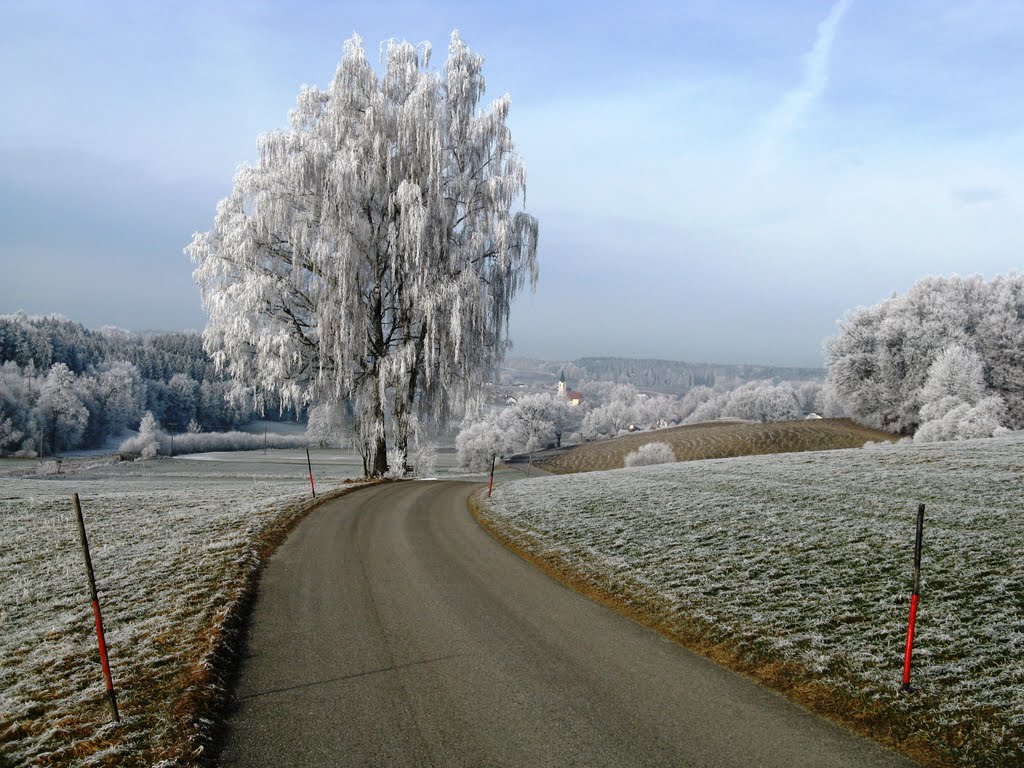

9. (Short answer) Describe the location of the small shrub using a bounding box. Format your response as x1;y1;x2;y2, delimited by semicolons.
624;442;676;468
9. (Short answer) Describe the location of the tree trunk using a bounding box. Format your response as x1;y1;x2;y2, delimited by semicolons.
392;323;426;473
369;393;388;477
372;433;388;476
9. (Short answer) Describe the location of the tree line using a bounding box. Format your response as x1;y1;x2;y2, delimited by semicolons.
0;313;296;457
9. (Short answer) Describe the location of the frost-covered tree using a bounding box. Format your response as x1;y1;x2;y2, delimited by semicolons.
166;373;199;431
0;361;37;455
825;274;1024;433
456;394;571;469
33;363;88;453
189;32;538;476
0;413;23;455
679;385;715;420
119;411;164;459
75;360;146;446
581;384;640;439
915;345;1008;442
306;401;350;447
918;345;986;414
725;381;801;423
455;418;506;470
503;392;580;449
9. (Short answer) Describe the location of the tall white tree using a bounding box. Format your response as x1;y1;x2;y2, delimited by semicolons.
33;363;88;453
189;32;538;475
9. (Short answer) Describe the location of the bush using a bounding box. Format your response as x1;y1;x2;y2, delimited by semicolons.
624;442;676;468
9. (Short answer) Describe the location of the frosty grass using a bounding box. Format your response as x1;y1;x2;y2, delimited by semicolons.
482;433;1024;766
0;453;357;766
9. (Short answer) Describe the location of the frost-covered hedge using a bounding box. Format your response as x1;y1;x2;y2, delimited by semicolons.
119;414;308;458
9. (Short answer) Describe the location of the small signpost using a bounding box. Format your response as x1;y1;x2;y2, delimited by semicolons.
901;503;926;693
72;493;120;723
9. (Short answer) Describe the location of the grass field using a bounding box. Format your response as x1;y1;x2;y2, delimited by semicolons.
539;418;897;474
0;446;489;766
478;433;1024;767
0;451;374;767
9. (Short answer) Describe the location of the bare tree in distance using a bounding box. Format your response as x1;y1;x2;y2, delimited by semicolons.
189;31;538;476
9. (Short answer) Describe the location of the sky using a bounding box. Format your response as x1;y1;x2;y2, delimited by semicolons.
2;0;1023;368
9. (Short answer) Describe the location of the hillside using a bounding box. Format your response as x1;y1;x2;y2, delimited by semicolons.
538;418;896;474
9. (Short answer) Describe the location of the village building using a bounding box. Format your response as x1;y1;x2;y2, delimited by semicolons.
558;371;584;407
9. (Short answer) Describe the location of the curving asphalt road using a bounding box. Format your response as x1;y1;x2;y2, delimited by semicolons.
218;480;915;767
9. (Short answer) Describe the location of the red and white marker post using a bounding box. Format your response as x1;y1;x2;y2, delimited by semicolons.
72;493;120;723
901;503;926;693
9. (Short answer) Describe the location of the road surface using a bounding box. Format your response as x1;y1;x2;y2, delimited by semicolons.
219;481;914;767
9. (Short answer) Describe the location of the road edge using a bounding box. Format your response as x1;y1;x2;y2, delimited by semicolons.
181;480;386;766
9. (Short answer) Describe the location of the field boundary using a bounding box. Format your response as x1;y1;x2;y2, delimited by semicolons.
468;492;946;768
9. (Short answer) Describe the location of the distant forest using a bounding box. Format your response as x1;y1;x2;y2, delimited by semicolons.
0;313;299;456
527;356;824;392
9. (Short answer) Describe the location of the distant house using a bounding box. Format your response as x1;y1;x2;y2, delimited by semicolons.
558;371;585;407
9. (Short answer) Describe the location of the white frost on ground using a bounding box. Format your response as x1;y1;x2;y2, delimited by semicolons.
483;433;1024;763
0;451;366;765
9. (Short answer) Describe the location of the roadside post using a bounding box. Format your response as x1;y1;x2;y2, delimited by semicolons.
901;503;926;693
487;454;496;497
306;448;316;498
72;493;120;723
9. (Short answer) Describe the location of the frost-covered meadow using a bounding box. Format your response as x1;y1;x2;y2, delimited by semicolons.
479;433;1024;766
0;450;374;766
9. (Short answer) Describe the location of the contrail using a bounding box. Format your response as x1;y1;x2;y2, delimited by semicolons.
757;0;853;165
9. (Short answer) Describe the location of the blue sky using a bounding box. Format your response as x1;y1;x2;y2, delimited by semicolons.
2;0;1022;367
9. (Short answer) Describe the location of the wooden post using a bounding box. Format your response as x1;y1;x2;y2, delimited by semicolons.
487;454;496;497
72;494;120;723
306;449;316;498
901;503;926;693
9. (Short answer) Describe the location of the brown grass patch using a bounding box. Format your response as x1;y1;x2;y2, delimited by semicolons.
540;418;897;474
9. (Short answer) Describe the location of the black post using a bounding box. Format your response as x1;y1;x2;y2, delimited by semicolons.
901;503;926;692
73;494;120;723
306;448;316;498
487;454;496;497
